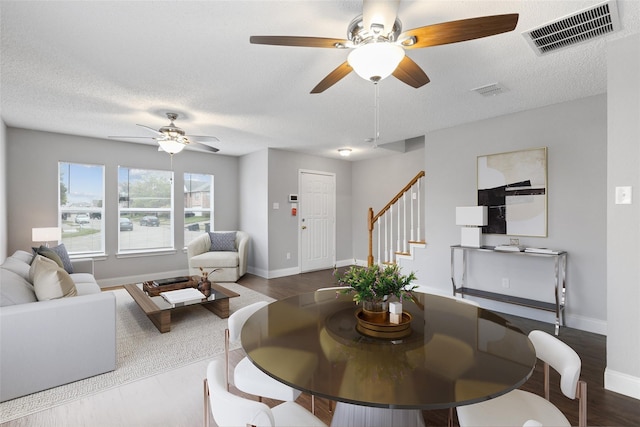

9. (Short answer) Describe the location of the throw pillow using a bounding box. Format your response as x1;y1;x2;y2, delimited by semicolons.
29;254;60;283
48;243;74;274
209;232;236;252
32;256;77;301
32;246;64;269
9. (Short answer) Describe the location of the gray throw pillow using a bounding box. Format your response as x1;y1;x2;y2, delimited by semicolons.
34;243;74;274
209;232;236;252
32;246;64;269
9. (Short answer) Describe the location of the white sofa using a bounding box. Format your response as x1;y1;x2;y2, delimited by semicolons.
0;250;116;402
187;231;249;282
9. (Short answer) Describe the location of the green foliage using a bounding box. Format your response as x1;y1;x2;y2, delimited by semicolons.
335;264;417;304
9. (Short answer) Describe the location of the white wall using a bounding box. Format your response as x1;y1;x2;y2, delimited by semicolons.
239;149;269;277
605;33;640;399
414;95;608;334
6;128;240;286
0;120;7;262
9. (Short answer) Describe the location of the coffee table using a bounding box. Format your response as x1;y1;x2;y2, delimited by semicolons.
123;280;239;333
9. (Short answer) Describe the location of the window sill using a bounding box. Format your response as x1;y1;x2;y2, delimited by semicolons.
116;249;178;259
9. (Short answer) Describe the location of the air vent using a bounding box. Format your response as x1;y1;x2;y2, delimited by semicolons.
522;0;620;56
471;83;508;97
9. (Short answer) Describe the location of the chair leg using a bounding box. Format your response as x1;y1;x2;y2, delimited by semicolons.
578;380;587;427
225;329;231;392
203;379;210;427
448;407;454;427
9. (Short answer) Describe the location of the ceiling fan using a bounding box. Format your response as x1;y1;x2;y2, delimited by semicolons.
109;112;220;155
250;0;519;93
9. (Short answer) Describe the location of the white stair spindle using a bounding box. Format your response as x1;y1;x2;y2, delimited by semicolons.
410;185;415;242
403;193;407;253
417;177;422;242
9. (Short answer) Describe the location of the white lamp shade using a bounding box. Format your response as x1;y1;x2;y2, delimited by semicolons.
158;139;186;154
32;227;61;243
347;42;405;82
456;206;488;226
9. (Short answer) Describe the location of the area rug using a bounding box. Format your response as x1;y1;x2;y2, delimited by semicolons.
0;283;274;423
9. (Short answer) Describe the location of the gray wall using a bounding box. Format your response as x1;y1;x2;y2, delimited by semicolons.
413;95;608;334
6;128;239;286
606;33;640;399
351;139;426;264
267;148;353;276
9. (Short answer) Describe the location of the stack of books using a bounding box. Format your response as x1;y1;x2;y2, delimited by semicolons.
160;288;206;306
494;245;525;252
524;247;561;255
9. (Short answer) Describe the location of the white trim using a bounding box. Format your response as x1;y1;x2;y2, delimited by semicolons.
97;269;188;288
605;368;640;400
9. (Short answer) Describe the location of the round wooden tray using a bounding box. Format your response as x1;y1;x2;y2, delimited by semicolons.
355;309;412;339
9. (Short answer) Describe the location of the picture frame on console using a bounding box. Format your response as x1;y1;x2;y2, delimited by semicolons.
477;147;547;237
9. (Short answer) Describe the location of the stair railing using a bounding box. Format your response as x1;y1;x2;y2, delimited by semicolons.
367;171;425;266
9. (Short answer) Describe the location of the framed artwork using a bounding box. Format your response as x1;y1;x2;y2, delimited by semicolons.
477;147;547;237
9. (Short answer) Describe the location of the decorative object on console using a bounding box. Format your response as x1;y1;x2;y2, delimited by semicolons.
477;147;547;237
456;206;488;248
32;227;61;248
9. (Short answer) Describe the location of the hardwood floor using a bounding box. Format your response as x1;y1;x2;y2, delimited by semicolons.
3;269;639;426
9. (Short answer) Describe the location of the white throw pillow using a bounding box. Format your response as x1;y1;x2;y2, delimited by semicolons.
32;255;77;301
29;254;59;283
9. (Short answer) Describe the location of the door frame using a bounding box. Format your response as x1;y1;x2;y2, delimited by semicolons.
298;169;337;273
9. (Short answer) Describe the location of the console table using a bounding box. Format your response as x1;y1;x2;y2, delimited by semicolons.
450;245;567;335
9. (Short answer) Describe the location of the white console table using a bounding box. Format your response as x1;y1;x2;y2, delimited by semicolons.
450;245;568;335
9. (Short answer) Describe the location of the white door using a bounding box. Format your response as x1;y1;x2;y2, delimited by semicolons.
299;170;336;272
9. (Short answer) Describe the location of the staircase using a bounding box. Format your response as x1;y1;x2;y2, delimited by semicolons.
367;171;426;266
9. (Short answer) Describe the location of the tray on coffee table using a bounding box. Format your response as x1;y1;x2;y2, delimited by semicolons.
142;276;197;296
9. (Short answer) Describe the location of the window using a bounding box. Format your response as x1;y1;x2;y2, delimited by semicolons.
118;167;174;253
58;162;105;255
184;173;214;246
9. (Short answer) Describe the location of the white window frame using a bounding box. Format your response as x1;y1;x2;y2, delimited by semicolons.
184;172;214;248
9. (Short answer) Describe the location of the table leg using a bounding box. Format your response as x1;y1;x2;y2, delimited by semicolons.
203;299;230;318
148;310;171;333
330;402;425;427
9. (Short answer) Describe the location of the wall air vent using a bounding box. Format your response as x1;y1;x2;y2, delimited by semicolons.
471;83;508;97
522;0;620;56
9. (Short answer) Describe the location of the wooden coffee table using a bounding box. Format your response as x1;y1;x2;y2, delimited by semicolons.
123;281;239;333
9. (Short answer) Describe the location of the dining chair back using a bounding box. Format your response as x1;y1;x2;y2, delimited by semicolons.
204;359;327;427
225;301;303;402
456;329;587;427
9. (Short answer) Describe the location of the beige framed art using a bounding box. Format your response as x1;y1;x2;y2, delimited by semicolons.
477;147;547;237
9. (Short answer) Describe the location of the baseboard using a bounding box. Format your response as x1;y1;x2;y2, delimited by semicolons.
605;368;640;400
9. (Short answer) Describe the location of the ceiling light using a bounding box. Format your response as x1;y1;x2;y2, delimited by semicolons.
347;42;405;82
338;148;352;157
157;138;186;154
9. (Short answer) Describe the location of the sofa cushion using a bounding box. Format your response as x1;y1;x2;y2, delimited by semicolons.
31;256;77;301
70;273;101;296
190;251;239;268
1;256;31;281
0;269;37;306
209;232;236;252
11;250;34;264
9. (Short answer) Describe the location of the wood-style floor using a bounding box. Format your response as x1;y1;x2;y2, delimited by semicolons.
2;269;639;426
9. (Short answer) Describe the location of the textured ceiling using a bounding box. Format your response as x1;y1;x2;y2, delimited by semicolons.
1;1;639;160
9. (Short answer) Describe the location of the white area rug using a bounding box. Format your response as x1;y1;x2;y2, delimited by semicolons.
0;283;274;423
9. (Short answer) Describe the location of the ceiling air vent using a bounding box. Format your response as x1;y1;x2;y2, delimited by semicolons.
471;83;508;97
522;0;620;56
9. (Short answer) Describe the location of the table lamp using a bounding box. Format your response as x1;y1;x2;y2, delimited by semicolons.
456;206;488;248
32;227;62;247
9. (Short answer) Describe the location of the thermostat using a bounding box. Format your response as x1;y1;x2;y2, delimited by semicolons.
288;194;298;203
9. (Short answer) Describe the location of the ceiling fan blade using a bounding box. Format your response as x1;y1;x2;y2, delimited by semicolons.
310;62;353;94
108;135;157;140
186;135;220;143
399;14;519;49
250;36;349;48
363;0;400;35
136;124;164;135
190;141;219;153
392;56;430;88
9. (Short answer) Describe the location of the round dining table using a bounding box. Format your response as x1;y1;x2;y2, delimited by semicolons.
241;289;537;427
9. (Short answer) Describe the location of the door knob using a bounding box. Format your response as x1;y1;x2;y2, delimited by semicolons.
301;225;307;230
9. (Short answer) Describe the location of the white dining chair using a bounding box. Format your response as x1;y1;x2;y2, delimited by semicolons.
456;330;587;427
225;301;303;402
204;359;327;427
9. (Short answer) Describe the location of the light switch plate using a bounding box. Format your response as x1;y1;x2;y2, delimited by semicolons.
273;202;280;209
615;186;632;205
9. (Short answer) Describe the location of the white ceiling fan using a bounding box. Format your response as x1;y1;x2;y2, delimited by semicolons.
110;112;220;155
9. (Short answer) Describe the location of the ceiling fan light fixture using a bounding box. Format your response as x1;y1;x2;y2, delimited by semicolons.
347;42;405;82
338;148;352;157
157;138;186;155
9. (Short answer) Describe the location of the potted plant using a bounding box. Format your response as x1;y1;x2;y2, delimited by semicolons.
335;264;417;322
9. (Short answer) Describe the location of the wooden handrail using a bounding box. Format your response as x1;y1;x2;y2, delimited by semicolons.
367;171;425;266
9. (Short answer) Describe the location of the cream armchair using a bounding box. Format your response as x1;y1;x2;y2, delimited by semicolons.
187;231;249;282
